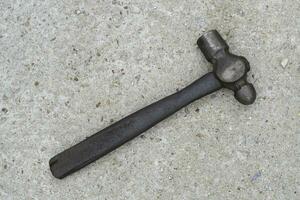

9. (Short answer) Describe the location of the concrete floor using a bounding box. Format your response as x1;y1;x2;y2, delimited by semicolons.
0;0;299;199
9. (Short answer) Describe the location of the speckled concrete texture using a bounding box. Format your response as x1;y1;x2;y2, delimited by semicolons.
0;0;299;199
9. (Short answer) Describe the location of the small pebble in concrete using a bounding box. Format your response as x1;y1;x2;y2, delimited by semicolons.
135;74;141;83
184;107;190;115
1;108;8;113
96;102;101;108
251;171;262;182
74;10;81;15
140;135;146;139
281;58;289;68
210;94;217;99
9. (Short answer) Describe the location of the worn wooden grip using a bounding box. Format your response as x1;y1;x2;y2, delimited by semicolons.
49;72;222;179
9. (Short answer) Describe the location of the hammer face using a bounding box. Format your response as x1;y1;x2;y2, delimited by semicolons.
197;30;229;63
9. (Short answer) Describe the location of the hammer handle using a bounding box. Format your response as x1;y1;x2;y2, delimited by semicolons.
50;72;222;178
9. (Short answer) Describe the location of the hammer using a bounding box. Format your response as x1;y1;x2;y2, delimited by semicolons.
50;30;256;179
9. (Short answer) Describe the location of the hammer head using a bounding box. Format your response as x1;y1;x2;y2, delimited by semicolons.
197;30;256;105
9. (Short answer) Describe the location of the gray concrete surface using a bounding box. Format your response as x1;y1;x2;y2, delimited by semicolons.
0;0;299;199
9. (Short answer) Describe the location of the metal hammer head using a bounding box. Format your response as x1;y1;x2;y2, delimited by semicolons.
197;30;256;105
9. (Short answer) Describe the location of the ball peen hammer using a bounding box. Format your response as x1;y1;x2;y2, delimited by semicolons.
49;30;256;179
